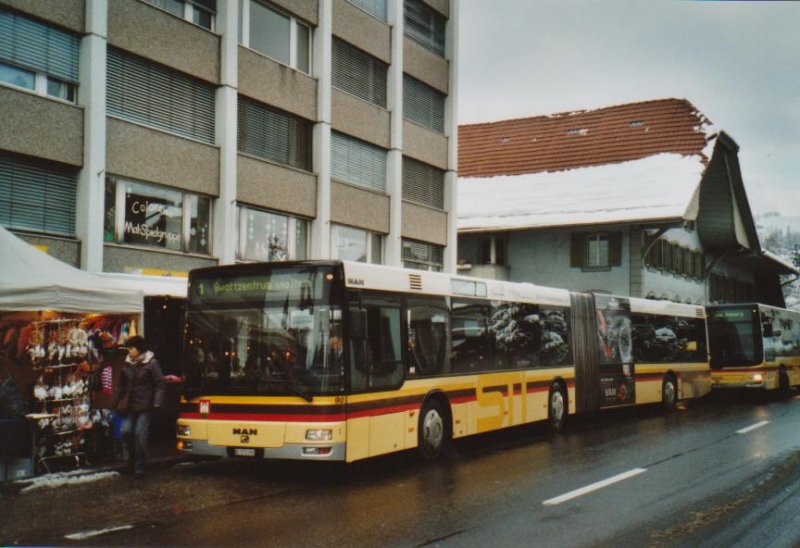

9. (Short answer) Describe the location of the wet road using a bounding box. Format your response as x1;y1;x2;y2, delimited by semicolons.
4;390;800;547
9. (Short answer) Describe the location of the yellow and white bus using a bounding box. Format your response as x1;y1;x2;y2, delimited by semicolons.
708;303;800;392
176;261;710;462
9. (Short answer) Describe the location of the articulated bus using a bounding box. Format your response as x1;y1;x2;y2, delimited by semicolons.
176;261;710;462
708;303;800;392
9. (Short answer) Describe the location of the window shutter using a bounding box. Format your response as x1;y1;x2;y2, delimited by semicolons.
107;48;215;144
331;132;387;192
608;232;622;266
332;38;387;108
237;97;312;170
345;0;387;21
570;234;584;268
402;156;444;209
0;155;76;236
403;75;445;133
0;10;79;82
403;0;446;56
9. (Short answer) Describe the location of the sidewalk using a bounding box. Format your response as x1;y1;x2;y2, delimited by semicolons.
1;421;191;495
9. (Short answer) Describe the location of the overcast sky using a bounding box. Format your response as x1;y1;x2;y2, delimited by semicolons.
457;0;800;217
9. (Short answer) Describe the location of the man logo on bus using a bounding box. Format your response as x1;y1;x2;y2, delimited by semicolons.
233;427;257;444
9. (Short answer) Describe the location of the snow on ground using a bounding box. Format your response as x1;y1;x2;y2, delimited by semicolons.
458;153;707;232
17;469;119;494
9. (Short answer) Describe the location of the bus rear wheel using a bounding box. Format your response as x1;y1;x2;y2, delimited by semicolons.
418;399;448;461
548;384;567;433
662;375;678;410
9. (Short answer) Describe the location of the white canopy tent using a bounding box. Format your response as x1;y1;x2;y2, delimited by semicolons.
0;226;143;314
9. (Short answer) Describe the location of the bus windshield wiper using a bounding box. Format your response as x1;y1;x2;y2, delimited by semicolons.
263;378;313;402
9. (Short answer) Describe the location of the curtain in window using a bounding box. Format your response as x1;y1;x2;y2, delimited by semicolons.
238;96;312;170
402;239;443;271
0;155;76;236
0;10;79;82
403;75;445;133
402;156;444;209
332;38;387;108
331;132;387;192
107;48;216;143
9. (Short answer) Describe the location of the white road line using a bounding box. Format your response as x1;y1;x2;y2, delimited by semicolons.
64;525;134;540
542;468;647;506
736;420;770;434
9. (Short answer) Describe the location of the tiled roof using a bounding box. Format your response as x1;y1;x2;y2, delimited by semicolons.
458;98;714;178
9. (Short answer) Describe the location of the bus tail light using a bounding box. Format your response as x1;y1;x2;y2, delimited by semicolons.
177;440;193;451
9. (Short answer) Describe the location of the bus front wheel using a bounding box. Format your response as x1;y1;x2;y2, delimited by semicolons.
548;384;567;433
662;375;678;410
418;399;448;461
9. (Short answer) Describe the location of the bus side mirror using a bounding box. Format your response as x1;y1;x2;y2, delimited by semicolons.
349;310;367;341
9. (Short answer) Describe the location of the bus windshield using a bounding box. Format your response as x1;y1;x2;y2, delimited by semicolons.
183;264;345;397
707;306;762;369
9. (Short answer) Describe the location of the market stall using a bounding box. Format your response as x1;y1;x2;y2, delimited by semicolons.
0;227;143;480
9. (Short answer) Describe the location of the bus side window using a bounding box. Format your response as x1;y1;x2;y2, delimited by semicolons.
451;300;492;373
350;298;403;391
407;298;449;376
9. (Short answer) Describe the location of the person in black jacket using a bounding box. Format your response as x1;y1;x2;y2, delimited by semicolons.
113;335;165;476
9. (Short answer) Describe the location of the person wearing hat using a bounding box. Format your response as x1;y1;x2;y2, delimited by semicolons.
112;335;165;476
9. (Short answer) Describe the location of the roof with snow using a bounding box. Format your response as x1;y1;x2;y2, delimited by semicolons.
458;98;719;232
459;98;715;178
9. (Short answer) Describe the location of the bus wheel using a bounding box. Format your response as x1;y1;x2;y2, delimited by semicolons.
418;399;447;461
662;375;678;410
548;384;567;433
778;368;791;398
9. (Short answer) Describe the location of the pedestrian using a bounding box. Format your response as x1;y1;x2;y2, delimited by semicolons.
112;335;165;476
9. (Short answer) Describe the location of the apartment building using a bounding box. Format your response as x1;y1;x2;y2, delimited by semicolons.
0;0;458;286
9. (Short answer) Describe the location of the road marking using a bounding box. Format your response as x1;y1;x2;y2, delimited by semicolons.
64;525;134;540
736;420;770;434
542;468;647;506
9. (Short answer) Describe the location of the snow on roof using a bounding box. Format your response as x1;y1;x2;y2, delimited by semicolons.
761;250;800;275
458;153;707;232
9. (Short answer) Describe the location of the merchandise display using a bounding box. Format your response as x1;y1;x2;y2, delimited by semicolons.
0;313;138;473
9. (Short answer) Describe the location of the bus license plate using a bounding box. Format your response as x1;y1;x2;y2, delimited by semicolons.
233;447;256;457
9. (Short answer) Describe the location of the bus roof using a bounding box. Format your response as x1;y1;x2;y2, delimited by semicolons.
341;261;572;307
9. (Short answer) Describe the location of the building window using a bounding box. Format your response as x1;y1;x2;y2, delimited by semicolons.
331;224;382;264
458;233;507;266
403;0;446;57
105;177;211;255
332;38;387;108
143;0;216;30
238;96;312;170
331;132;387;192
570;232;621;270
237;205;307;262
402;156;445;209
403;74;445;133
0;10;79;102
403;239;443;271
345;0;387;21
240;0;311;74
107;48;216;144
587;234;609;268
0;154;77;236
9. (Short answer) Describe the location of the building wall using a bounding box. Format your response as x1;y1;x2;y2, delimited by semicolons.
507;227;632;294
0;0;458;282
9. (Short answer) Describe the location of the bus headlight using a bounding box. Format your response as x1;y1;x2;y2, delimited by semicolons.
751;373;764;383
177;424;191;437
306;429;333;441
